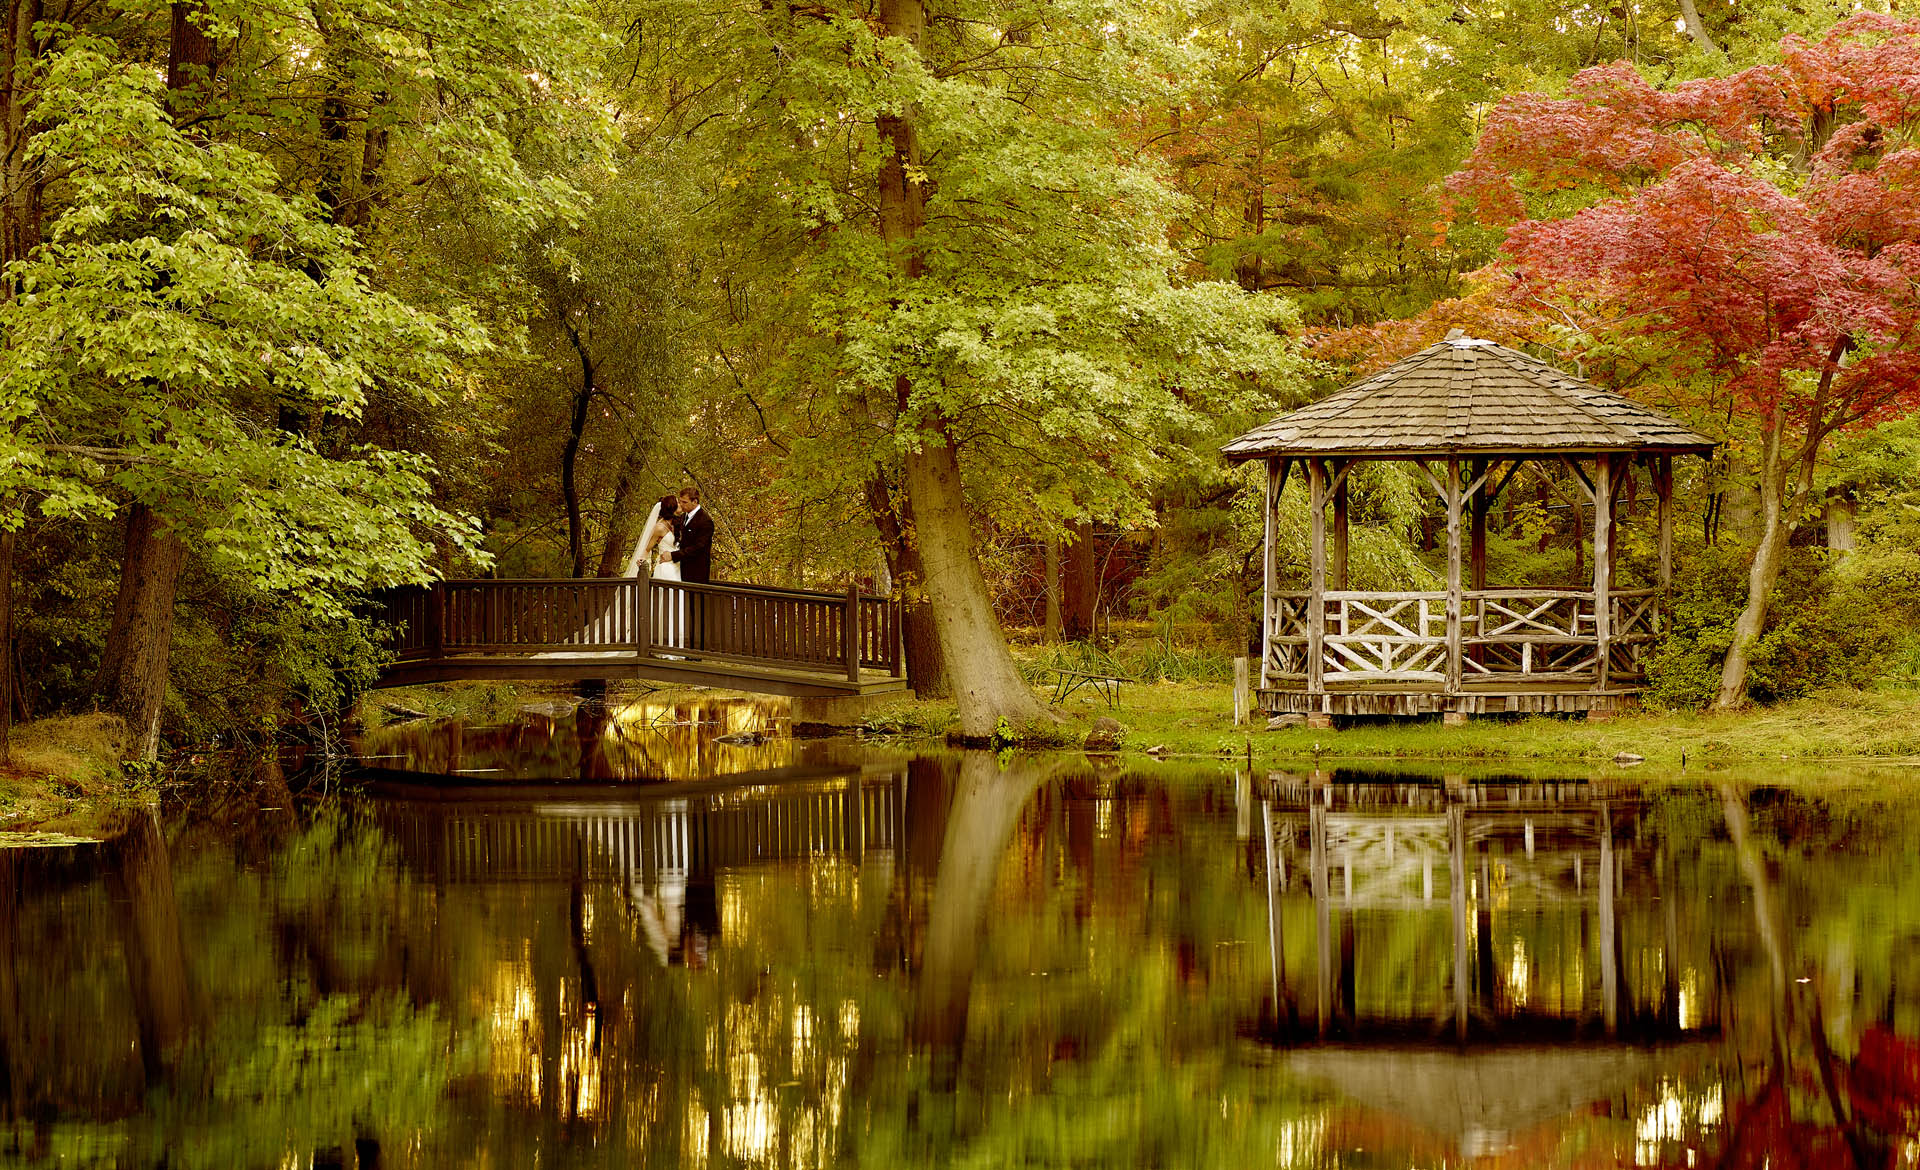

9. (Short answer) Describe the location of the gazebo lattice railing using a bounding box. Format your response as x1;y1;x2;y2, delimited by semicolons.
1226;335;1714;723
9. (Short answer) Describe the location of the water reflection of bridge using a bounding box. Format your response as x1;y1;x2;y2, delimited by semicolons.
1259;776;1715;1046
371;768;910;968
372;768;908;887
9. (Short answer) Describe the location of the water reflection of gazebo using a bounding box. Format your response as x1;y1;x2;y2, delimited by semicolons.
1224;335;1715;724
1257;777;1716;1045
1255;777;1721;1161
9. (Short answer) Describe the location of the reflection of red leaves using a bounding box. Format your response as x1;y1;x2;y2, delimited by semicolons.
1708;1080;1855;1170
1850;1025;1920;1139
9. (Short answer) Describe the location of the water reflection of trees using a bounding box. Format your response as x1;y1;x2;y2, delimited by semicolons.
4;763;1920;1167
1;792;474;1166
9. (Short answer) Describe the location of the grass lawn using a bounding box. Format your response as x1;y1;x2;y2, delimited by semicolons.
857;680;1920;768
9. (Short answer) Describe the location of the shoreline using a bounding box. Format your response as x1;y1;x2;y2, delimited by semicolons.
9;682;1920;821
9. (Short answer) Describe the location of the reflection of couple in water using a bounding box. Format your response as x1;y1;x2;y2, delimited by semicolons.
623;485;713;651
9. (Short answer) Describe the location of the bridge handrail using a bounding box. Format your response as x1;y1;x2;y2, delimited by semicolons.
373;574;905;681
418;576;893;604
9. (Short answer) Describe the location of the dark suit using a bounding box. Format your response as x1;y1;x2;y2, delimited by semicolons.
675;507;713;583
673;506;714;649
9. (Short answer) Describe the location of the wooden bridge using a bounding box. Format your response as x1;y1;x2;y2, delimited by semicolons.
371;572;908;697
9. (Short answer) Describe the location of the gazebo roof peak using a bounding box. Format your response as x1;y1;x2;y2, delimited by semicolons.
1224;335;1716;462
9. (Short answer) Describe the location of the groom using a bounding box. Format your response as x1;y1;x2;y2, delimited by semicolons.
670;486;713;647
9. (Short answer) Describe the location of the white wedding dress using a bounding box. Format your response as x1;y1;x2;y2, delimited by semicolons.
626;502;685;650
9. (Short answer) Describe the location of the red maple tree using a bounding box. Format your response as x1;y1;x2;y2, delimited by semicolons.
1449;14;1920;708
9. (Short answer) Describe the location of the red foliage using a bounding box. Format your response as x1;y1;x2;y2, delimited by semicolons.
1449;14;1920;434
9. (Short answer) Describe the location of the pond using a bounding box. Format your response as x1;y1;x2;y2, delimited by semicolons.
5;699;1920;1168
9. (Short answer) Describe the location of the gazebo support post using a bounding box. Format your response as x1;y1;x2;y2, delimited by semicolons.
1307;459;1328;717
1468;458;1489;680
1262;458;1282;689
1444;458;1464;708
1594;455;1613;694
1656;454;1674;591
1469;458;1489;591
1332;464;1350;591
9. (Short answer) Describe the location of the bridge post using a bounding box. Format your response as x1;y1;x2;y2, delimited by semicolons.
635;563;651;658
426;585;445;660
844;583;862;683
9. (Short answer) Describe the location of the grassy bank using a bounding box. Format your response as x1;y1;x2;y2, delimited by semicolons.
0;713;145;822
856;681;1920;766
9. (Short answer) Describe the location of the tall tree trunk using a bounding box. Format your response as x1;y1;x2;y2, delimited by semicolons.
867;473;949;698
1716;411;1792;710
92;5;214;761
1;0;43;767
0;530;11;764
595;448;648;578
560;321;596;578
903;431;1047;736
0;0;42;270
1060;521;1098;641
875;0;1029;727
95;506;186;759
165;1;215;96
1043;535;1062;643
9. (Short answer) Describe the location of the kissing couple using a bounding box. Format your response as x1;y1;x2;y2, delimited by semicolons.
623;485;713;651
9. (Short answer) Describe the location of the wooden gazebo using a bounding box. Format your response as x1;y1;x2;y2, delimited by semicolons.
1224;334;1714;724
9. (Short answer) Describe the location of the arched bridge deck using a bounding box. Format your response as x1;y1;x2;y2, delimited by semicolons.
372;574;908;697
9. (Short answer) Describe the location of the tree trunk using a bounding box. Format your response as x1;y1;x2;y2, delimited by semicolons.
560;322;595;579
903;430;1048;737
0;0;42;270
595;449;648;578
1;0;42;767
89;5;214;761
165;2;215;96
1676;0;1722;54
873;0;1038;730
0;530;11;764
1716;413;1791;710
95;506;186;759
1061;521;1098;641
866;472;949;698
1043;535;1062;643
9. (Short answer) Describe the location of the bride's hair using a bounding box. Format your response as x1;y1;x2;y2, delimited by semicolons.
657;494;681;531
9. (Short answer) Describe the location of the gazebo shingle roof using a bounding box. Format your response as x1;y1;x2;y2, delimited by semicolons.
1223;336;1716;461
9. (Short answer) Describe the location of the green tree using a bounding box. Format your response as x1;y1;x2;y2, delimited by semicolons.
0;30;488;756
629;0;1299;735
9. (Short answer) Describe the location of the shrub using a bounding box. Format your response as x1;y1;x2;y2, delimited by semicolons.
1647;542;1908;708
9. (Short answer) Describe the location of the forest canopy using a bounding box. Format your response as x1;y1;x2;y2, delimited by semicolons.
3;0;1917;756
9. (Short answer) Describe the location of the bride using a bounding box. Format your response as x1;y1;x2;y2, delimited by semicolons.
626;494;684;649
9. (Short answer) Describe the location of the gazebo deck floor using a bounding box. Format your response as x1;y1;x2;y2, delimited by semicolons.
1259;679;1639;717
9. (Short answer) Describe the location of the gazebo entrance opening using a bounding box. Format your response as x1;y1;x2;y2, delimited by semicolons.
1225;335;1715;724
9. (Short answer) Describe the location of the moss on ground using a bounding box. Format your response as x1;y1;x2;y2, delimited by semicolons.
0;713;146;821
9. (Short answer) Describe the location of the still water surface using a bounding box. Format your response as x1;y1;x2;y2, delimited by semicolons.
5;699;1920;1168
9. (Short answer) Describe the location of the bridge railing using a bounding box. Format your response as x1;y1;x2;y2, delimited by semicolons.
375;574;904;681
380;578;647;660
649;579;902;679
